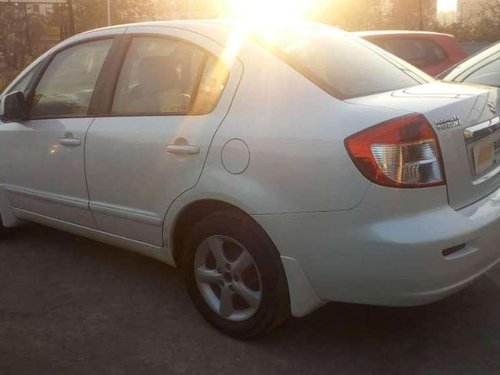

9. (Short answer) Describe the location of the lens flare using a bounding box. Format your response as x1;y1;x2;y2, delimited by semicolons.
437;0;457;12
229;0;311;25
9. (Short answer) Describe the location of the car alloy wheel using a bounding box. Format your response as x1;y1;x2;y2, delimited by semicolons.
194;234;262;321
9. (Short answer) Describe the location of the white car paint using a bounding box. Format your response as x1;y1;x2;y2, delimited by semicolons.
84;26;244;247
1;20;500;319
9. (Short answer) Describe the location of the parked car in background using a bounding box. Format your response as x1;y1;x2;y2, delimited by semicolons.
354;30;468;76
1;21;500;339
442;42;500;87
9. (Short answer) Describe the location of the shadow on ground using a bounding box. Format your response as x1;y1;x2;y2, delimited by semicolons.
1;224;500;375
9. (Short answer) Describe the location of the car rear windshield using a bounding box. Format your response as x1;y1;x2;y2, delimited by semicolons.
255;25;430;99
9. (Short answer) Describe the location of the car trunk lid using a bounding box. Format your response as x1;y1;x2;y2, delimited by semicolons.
347;81;500;210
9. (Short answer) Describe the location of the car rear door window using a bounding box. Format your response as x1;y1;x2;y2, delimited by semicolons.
31;39;113;118
189;55;230;115
112;37;225;115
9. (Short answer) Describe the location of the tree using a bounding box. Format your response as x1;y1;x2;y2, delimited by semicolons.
380;0;437;30
308;0;382;30
72;0;226;33
73;0;107;32
432;0;500;43
73;0;159;32
474;0;500;42
0;3;31;68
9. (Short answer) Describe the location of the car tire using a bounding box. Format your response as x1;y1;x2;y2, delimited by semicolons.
182;210;290;339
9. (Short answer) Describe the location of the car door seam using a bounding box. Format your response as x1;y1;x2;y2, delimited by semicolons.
84;117;99;228
160;60;245;246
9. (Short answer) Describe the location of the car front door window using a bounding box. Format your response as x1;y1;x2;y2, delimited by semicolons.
31;39;112;118
6;62;42;95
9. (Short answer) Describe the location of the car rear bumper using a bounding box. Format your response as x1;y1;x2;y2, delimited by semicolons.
252;184;500;310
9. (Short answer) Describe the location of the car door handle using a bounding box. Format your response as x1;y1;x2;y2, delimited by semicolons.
166;144;200;155
58;138;81;147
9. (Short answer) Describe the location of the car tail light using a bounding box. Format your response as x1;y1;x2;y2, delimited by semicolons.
344;114;445;188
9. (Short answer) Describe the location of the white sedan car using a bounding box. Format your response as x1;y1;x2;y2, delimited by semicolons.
1;20;500;338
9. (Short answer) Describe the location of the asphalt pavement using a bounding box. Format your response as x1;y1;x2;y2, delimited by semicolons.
2;224;500;375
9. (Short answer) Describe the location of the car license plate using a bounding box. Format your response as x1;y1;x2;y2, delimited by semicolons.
473;141;495;175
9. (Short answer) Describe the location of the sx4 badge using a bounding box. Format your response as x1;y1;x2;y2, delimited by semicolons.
435;116;461;131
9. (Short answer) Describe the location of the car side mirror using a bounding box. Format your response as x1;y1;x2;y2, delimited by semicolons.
2;91;28;122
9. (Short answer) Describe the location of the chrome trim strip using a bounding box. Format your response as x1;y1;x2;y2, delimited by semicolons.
464;116;500;141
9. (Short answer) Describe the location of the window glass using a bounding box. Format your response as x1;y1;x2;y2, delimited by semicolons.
32;39;112;118
257;25;426;99
190;55;229;115
375;38;447;68
377;39;427;67
462;58;500;87
444;44;500;82
112;37;206;115
427;40;447;64
7;62;42;95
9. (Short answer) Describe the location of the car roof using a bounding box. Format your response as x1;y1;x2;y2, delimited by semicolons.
80;19;233;38
78;19;349;42
353;30;453;38
82;18;235;30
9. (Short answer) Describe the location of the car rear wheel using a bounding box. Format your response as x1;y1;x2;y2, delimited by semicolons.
182;210;290;339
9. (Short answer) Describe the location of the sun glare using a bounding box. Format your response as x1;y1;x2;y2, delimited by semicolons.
437;0;457;12
229;0;311;25
220;0;315;66
221;0;322;69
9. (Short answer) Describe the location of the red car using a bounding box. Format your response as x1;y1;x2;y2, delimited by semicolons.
354;31;468;77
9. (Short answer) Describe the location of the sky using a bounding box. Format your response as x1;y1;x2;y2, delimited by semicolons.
438;0;457;12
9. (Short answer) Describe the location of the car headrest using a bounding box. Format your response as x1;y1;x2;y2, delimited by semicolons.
137;55;180;95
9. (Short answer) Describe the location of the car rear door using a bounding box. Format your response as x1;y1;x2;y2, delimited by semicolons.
0;33;122;227
85;26;243;246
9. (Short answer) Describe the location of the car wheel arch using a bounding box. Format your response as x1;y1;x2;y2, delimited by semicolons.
171;199;265;268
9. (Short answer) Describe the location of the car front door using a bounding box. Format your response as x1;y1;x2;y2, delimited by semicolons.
0;36;118;227
85;27;243;246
